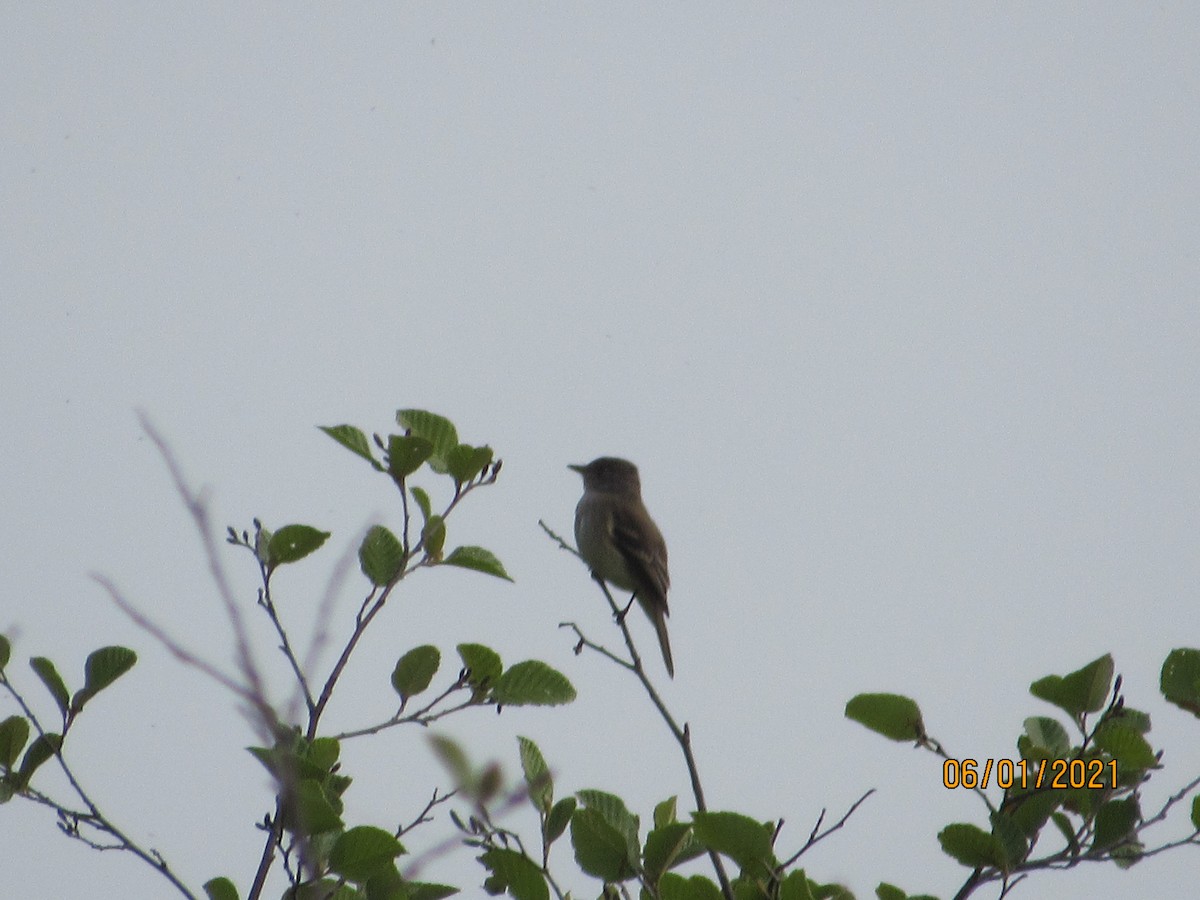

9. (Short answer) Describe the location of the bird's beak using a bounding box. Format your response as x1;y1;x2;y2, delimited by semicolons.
568;463;585;474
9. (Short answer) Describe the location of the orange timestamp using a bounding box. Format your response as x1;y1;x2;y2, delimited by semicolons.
942;758;1118;791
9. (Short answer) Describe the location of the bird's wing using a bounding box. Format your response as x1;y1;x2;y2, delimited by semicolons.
610;505;670;612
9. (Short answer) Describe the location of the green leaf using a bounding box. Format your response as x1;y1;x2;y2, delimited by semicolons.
30;657;70;718
692;811;777;874
307;737;341;772
1001;786;1062;839
283;779;344;835
938;822;1006;869
329;825;404;884
404;884;459;900
203;876;240;900
660;874;724;900
1023;717;1070;756
479;848;549;900
267;525;331;567
71;646;138;714
494;661;576;707
0;634;10;671
989;811;1028;868
359;525;404;586
411;486;433;521
776;871;817;900
457;644;503;688
1092;797;1140;851
518;735;552;812
289;880;358;900
875;886;905;900
643;823;694;883
446;443;494;485
0;716;30;770
14;732;61;789
1030;654;1114;717
429;734;472;789
1094;722;1157;770
422;515;446;561
654;796;678;828
387;434;434;480
392;646;441;700
570;807;638;882
1191;795;1200;832
845;693;924;742
545;797;575;844
254;526;273;565
443;546;513;582
1161;648;1200;717
1049;811;1078;855
396;410;459;474
319;424;383;470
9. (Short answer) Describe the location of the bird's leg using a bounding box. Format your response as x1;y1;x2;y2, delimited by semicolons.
615;593;636;623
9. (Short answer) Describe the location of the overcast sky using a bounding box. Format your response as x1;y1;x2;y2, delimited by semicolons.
4;5;1200;898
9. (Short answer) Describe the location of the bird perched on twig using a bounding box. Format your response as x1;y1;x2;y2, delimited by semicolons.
569;457;674;678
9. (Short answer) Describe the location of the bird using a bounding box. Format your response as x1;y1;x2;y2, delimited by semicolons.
569;457;674;677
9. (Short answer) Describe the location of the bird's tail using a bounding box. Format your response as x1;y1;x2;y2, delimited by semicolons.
641;599;674;678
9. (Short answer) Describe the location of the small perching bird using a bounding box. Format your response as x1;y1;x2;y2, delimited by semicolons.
569;457;674;678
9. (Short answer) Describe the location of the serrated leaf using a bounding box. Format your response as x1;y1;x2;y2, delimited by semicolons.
283;779;344;836
404;884;459;900
939;823;1007;869
422;515;446;561
989;810;1028;868
1001;786;1062;839
479;848;549;900
570;807;638;882
875;886;905;900
545;797;576;844
268;525;331;567
0;716;30;770
307;736;341;772
319;424;382;470
14;732;61;789
643;823;694;883
1094;722;1157;770
387;434;434;480
392;646;441;700
1092;797;1140;851
1049;811;1078;855
494;662;576;707
660;874;724;900
692;811;777;874
329;825;404;884
1023;717;1070;756
411;486;432;521
443;546;513;582
30;657;70;718
1191;795;1200;831
429;734;472;789
0;635;9;670
518;735;552;812
845;693;924;742
203;876;240;900
1161;648;1200;717
457;644;503;688
654;796;678;828
1030;654;1114;717
446;443;494;485
396;410;459;474
359;525;404;586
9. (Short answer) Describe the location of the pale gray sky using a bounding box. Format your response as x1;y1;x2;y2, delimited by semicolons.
4;5;1199;898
